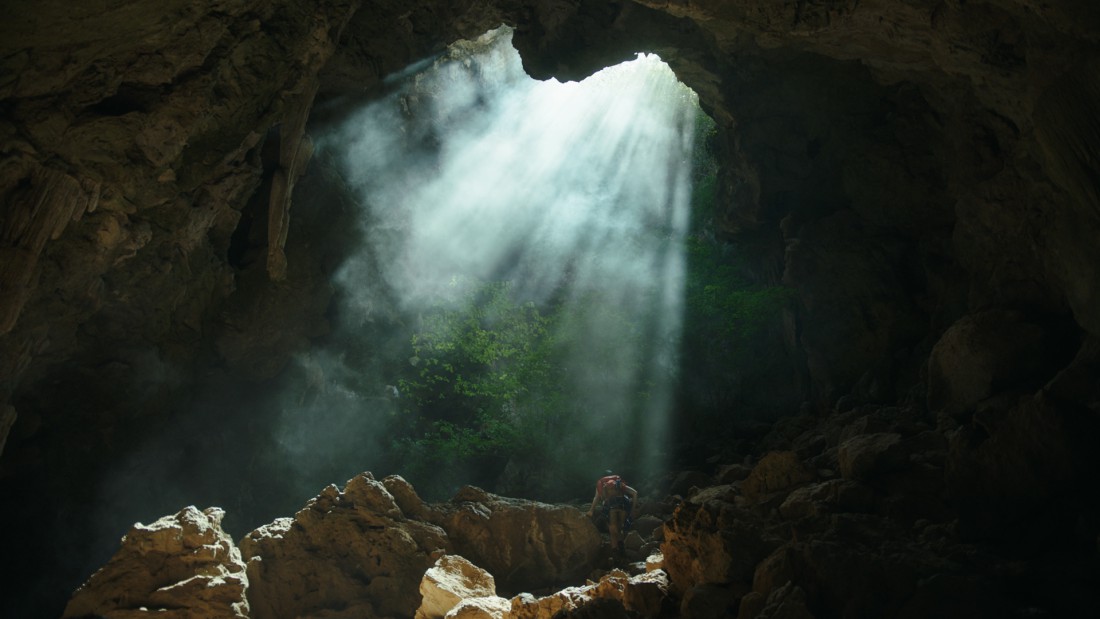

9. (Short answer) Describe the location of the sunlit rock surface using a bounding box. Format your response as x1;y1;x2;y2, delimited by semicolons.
429;486;603;592
239;473;450;619
415;554;502;619
61;506;248;619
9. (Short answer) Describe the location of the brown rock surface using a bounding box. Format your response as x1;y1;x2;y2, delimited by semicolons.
239;473;451;619
741;451;814;502
62;506;248;619
430;486;603;592
416;554;499;619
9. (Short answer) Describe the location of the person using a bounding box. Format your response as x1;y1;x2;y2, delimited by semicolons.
586;471;638;554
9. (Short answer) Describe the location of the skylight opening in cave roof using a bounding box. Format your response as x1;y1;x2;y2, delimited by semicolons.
307;26;709;486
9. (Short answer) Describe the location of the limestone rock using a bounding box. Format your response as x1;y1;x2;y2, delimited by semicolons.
779;479;875;520
660;496;782;594
62;506;248;619
416;554;497;619
509;569;671;619
927;310;1053;417
741;451;814;502
681;583;742;619
240;472;450;619
385;473;432;520
742;581;813;619
447;596;512;619
431;486;601;591
837;432;904;481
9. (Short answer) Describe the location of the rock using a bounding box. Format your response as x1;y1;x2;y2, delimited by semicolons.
668;470;714;496
837;432;904;481
240;472;450;619
778;479;875;520
661;496;783;593
385;473;432;520
62;506;248;619
927;310;1053;417
631;514;664;539
645;551;664;572
623;530;646;554
431;486;601;591
716;462;752;483
681;583;742;619
753;581;814;619
416;554;497;619
509;569;671;619
741;451;814;502
750;538;921;618
447;595;512;619
945;394;1084;538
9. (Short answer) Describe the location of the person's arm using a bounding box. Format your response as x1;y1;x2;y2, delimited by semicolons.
625;485;638;517
586;490;600;517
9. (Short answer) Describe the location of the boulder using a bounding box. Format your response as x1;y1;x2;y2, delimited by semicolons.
779;479;875;520
431;486;601;591
62;506;248;619
447;596;513;619
661;496;783;593
416;554;497;619
240;472;450;619
746;581;814;619
927;310;1052;417
680;583;742;619
741;451;814;502
509;569;671;619
837;432;904;481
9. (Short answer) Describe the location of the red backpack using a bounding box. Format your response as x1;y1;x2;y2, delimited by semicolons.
597;474;624;499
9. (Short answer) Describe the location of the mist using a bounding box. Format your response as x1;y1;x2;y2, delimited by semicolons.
300;27;700;498
84;28;702;550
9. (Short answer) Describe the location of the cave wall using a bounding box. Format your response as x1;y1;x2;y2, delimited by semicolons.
1;0;1099;616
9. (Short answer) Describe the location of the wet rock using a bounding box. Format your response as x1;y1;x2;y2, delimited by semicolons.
62;506;248;619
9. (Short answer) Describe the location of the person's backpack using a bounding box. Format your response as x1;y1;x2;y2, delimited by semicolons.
597;474;623;499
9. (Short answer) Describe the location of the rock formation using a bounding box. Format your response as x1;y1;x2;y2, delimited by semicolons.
62;506;249;619
2;0;1099;616
64;474;665;619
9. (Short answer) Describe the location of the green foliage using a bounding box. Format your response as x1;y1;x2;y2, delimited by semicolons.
684;239;793;346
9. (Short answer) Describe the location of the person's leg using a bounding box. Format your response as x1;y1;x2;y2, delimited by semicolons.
608;508;625;551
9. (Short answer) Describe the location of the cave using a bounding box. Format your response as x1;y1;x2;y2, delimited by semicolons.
2;2;1099;618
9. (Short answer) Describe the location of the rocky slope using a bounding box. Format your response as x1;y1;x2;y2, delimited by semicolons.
2;0;1099;616
66;406;1099;618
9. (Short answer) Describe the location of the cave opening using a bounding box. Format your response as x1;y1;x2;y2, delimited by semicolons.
288;26;714;503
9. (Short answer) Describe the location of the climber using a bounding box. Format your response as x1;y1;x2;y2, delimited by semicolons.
586;471;638;554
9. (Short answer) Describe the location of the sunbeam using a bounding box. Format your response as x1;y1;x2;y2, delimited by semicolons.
311;27;701;497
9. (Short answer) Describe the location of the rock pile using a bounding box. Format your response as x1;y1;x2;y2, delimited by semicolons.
63;401;1100;618
63;473;625;618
